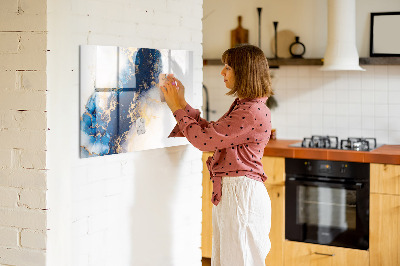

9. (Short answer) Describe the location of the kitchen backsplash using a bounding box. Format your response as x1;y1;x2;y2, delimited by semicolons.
203;65;400;144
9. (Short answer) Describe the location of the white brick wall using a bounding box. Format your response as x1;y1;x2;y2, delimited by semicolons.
0;248;46;266
0;227;19;247
0;169;47;189
0;0;46;32
46;0;203;266
0;0;48;265
3;0;203;264
0;187;19;208
21;229;47;250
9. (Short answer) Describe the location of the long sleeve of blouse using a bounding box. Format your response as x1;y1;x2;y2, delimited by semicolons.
172;106;256;152
169;98;271;206
168;104;210;138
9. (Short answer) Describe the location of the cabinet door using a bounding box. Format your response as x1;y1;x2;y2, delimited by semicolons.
284;241;369;266
370;193;400;266
370;163;400;195
202;152;213;258
262;156;285;185
265;184;284;266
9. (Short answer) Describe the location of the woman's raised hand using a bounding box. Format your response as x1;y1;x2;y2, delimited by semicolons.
173;76;187;108
161;75;185;113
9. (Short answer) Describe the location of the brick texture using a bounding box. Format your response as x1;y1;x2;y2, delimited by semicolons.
0;187;19;208
0;208;47;230
0;0;47;264
0;71;16;90
0;32;20;54
0;32;47;71
3;0;203;265
0;247;46;266
0;110;47;130
0;169;47;189
21;229;46;249
19;189;47;209
46;0;203;264
0;227;19;247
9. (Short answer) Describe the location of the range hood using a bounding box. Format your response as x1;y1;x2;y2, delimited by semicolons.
320;0;365;71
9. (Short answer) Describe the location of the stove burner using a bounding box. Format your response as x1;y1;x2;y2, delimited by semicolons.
301;135;339;149
340;137;377;151
295;136;378;151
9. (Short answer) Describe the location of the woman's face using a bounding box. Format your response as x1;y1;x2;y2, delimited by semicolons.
220;64;235;89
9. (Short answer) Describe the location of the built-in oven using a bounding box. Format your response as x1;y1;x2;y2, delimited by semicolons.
285;158;370;250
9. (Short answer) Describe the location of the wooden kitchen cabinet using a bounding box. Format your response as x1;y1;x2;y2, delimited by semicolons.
370;163;400;195
370;163;400;266
370;193;400;266
284;241;369;266
202;152;213;258
262;156;285;266
261;156;285;186
264;184;285;266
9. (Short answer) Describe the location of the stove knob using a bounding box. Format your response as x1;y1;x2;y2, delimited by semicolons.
306;162;312;171
340;164;347;174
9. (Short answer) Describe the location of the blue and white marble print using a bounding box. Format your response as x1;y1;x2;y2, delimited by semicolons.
80;45;193;158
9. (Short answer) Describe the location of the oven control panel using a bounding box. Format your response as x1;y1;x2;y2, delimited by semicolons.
286;158;369;180
318;162;332;173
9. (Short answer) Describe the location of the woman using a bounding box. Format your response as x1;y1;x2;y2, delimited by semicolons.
162;44;273;266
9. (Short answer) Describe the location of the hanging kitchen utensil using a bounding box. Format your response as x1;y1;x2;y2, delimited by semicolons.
273;21;279;58
257;8;262;48
230;16;249;48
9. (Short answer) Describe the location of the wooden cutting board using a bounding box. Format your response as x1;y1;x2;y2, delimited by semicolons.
231;16;249;48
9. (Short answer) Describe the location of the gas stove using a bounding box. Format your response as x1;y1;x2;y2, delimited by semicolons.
289;135;381;151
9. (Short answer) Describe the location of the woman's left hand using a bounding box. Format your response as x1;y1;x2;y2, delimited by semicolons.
161;77;185;113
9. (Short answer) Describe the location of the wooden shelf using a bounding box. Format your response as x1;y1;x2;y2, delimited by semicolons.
268;58;322;67
202;59;223;66
359;57;400;65
203;58;323;67
203;57;400;67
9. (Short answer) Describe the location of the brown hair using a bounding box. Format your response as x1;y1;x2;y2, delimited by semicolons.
221;44;273;99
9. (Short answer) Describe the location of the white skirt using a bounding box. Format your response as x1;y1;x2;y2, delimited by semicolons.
212;176;271;266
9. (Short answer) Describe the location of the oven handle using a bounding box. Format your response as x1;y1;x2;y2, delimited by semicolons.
287;177;364;189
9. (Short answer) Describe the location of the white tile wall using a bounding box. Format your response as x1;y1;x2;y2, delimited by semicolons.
203;65;400;144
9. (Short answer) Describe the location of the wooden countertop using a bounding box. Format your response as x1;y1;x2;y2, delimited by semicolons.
263;139;400;165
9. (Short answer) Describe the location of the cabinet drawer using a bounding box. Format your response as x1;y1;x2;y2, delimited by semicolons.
284;241;369;266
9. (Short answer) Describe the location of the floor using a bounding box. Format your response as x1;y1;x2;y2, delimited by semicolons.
202;257;211;266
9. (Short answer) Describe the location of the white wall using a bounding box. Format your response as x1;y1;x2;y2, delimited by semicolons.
204;0;326;59
46;0;203;265
203;0;400;58
0;0;48;265
203;0;400;145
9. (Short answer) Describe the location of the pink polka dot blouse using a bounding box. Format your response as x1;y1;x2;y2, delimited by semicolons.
169;97;272;206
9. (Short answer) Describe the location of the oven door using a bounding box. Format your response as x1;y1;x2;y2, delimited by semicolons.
285;177;369;250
